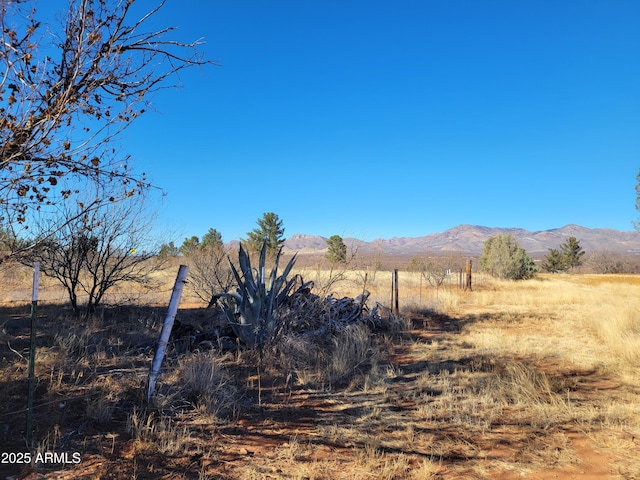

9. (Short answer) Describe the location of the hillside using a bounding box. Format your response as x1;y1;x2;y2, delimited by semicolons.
281;224;640;257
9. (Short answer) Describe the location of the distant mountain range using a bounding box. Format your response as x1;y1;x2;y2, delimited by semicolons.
281;224;640;257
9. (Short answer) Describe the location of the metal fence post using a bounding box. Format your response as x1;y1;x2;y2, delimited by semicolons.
26;262;40;446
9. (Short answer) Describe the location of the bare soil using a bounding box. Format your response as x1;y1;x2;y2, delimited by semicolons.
1;298;637;479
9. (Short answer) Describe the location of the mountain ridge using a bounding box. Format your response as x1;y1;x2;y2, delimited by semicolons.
281;224;640;256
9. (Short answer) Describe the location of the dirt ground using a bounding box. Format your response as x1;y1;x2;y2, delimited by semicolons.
1;299;637;479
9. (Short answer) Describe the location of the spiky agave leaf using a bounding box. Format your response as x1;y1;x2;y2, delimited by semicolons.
228;258;243;289
220;240;299;347
256;239;268;285
271;252;297;304
238;243;259;297
276;275;298;306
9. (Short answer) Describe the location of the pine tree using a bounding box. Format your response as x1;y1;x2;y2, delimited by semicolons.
244;212;285;256
201;228;223;248
541;248;567;273
326;235;347;263
158;241;179;258
560;236;585;271
179;236;200;256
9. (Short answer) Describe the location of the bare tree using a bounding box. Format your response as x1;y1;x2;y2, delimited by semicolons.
314;244;360;297
184;233;235;308
408;254;459;297
586;250;627;274
28;186;163;317
0;0;211;256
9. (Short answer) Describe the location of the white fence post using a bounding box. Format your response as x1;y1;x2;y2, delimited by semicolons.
147;264;189;401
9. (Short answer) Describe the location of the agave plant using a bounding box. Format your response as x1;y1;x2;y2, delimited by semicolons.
221;240;297;347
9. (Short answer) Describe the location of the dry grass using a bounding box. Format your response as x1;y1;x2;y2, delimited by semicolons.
462;275;640;376
1;264;640;478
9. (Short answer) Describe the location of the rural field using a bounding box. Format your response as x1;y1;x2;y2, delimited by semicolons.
1;261;639;479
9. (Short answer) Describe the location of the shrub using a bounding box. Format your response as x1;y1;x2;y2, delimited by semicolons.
479;234;537;280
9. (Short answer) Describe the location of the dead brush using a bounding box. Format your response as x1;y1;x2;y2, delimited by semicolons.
126;407;192;455
84;375;130;424
85;388;117;424
326;323;378;387
53;327;94;358
176;351;238;418
276;323;379;389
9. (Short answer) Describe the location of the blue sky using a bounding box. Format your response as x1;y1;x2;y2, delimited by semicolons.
119;1;639;242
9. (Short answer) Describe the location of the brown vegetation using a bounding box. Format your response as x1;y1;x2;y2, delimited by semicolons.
1;263;639;479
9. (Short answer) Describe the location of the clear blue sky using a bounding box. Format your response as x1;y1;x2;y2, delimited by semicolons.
120;1;639;242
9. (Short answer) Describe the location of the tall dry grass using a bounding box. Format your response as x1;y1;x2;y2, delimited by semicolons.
458;275;640;377
292;267;640;382
3;258;640;478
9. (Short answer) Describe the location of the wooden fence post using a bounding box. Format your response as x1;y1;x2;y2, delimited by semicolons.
147;264;189;401
26;262;40;446
465;259;473;291
393;269;399;314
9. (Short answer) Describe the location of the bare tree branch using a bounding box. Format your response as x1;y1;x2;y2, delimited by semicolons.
0;0;214;250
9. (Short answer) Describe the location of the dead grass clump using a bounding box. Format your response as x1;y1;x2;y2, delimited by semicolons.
326;324;378;387
486;361;558;404
376;311;413;334
278;323;379;388
401;289;461;316
126;407;192;455
516;432;578;467
277;333;326;384
53;326;97;359
177;351;238;418
235;437;442;480
583;300;640;369
85;377;121;424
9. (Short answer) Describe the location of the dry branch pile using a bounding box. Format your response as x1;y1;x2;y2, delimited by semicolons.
171;277;398;354
282;281;394;336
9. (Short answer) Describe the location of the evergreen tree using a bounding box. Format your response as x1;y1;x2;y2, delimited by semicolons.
479;234;537;280
521;253;538;279
175;228;224;257
560;236;585;271
201;228;223;248
158;241;179;258
326;235;347;263
541;248;566;273
179;236;200;256
244;212;285;256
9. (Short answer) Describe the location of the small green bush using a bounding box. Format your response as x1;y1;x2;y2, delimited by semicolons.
479;234;537;280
